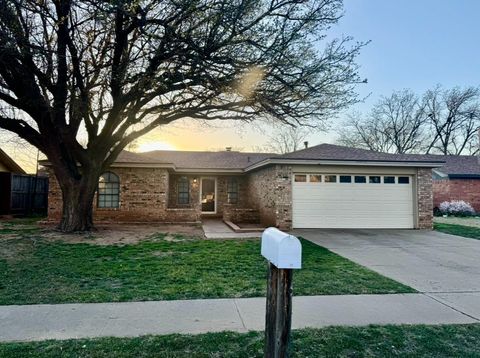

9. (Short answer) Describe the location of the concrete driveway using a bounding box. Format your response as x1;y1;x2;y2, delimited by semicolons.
294;229;480;320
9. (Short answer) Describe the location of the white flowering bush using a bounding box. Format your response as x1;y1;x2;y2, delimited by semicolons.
439;200;475;216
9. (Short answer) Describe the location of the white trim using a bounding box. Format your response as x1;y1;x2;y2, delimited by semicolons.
175;168;243;174
110;162;175;169
200;177;217;214
41;158;443;173
245;158;444;172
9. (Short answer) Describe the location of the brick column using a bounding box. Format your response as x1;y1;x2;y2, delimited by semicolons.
417;168;433;229
274;165;293;230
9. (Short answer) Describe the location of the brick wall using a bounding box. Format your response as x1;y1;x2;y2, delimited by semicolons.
247;165;292;230
433;178;480;212
215;176;249;215
223;206;260;223
417;168;433;229
168;174;200;210
47;167;200;223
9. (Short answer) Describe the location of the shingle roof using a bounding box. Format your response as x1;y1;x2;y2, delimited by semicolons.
429;154;480;177
115;143;444;171
275;143;445;164
116;150;275;170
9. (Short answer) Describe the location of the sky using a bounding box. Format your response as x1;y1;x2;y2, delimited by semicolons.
4;0;480;172
135;0;480;153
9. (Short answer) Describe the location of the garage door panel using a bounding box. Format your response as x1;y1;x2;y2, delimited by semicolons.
292;175;414;229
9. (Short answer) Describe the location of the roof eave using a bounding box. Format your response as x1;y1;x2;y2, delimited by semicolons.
448;174;480;179
0;150;26;174
245;158;445;172
40;160;245;174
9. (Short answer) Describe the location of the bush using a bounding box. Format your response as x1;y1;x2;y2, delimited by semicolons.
439;200;475;216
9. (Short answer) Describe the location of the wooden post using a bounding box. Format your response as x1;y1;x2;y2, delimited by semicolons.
265;262;294;358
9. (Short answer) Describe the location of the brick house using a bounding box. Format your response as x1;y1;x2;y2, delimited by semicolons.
45;144;443;230
432;155;480;212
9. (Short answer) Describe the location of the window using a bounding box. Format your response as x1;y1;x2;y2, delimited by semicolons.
369;176;381;184
354;175;366;183
227;178;239;204
324;175;337;183
98;172;120;208
294;175;307;182
384;176;395;184
339;175;352;183
398;176;410;184
177;177;190;204
310;174;322;183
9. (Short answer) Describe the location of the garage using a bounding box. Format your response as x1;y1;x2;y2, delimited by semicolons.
292;173;415;229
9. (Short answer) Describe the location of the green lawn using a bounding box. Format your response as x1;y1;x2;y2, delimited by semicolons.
434;222;480;240
0;229;414;305
1;324;479;357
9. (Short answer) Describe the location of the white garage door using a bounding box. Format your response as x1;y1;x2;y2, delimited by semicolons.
292;174;414;229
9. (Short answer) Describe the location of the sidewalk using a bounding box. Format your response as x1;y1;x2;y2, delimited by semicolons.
1;293;478;342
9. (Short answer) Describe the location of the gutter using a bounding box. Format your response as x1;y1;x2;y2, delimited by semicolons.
40;157;445;175
244;158;445;172
448;174;480;179
39;160;244;174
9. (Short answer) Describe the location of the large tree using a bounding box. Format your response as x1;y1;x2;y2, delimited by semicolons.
0;0;365;231
423;86;480;155
338;86;480;155
338;90;427;153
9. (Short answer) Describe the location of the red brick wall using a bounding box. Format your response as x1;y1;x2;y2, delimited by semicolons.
433;178;480;212
417;168;433;229
47;167;200;223
246;165;292;230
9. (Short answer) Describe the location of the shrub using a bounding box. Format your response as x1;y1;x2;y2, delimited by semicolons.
439;200;475;216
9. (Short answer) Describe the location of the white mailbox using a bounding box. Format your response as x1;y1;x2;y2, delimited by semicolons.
261;227;302;269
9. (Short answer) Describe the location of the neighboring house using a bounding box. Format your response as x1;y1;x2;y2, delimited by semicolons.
431;155;480;212
0;148;49;215
0;147;25;174
44;144;443;230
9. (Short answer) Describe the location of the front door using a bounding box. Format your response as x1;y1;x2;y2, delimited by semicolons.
201;178;216;213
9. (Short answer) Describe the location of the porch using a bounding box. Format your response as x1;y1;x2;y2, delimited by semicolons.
168;174;264;230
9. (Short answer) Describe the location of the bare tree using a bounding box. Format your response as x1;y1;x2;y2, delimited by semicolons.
0;0;366;231
424;86;480;155
337;90;426;153
265;126;311;154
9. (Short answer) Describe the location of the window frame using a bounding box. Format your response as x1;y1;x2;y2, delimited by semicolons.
369;175;381;184
294;174;307;183
227;178;239;204
97;172;120;209
398;176;410;184
324;175;337;183
177;177;190;204
354;175;367;183
383;176;395;184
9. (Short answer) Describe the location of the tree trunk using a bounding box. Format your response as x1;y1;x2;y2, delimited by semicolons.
55;168;100;233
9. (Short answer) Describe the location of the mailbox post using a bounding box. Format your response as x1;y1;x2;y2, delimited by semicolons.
261;228;302;358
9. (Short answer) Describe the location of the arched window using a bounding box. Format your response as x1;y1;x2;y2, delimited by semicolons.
98;172;120;208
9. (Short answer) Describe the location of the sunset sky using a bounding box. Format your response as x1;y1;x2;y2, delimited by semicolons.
2;0;480;173
137;0;480;153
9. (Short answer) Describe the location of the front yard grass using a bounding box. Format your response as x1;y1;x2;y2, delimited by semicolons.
434;222;480;240
0;224;414;305
1;324;479;357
